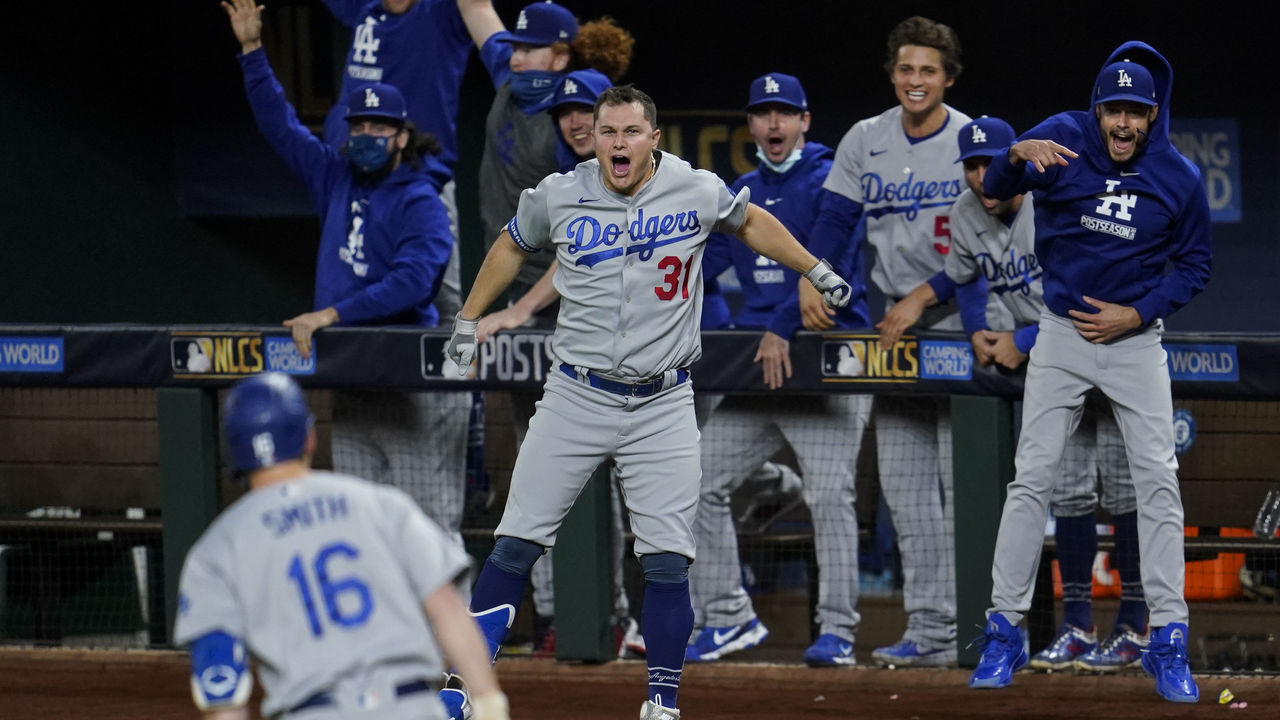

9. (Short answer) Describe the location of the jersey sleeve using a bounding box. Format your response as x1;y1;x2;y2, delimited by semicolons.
945;204;982;286
479;34;513;90
821;123;866;203
172;533;245;647
507;177;556;253
710;183;750;234
380;487;471;600
1129;175;1212;323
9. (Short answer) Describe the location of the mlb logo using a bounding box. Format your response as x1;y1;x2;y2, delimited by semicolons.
822;340;866;377
172;337;214;373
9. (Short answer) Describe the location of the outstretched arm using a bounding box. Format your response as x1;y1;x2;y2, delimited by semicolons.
476;260;560;341
460;230;532;321
457;0;504;50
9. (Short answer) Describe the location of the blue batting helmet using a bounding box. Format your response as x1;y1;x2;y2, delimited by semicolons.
222;373;314;474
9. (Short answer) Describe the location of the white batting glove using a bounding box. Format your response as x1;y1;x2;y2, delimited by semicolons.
805;259;852;309
471;691;510;720
445;313;479;376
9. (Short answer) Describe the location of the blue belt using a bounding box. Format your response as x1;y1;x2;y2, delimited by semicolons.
559;363;689;397
288;678;435;714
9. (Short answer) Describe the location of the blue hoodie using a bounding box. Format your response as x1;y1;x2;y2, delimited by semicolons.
240;48;453;327
983;41;1211;324
704;142;869;337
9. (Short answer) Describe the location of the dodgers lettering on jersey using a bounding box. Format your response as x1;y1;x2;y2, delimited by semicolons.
509;152;748;379
823;105;971;298
565;208;703;268
945;190;1043;328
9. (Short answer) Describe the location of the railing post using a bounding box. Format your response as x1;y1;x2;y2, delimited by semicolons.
553;462;614;661
157;387;221;645
951;394;1015;667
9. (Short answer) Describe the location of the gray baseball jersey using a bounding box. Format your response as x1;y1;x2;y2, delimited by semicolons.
510;151;749;379
822;104;971;658
822;105;971;300
945;189;1042;327
174;471;469;718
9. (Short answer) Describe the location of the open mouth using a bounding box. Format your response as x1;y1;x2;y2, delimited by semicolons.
906;90;927;101
1110;132;1135;155
611;154;630;177
766;134;785;154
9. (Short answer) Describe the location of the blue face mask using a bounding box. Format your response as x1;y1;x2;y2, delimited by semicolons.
347;133;393;173
756;144;803;175
510;69;562;112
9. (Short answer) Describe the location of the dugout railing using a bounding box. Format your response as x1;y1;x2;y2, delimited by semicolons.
2;325;1278;667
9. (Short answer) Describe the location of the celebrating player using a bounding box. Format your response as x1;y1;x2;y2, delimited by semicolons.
892;115;1150;671
966;43;1211;704
443;84;853;720
222;0;471;574
478;68;647;660
173;373;509;720
796;16;971;668
686;72;873;667
320;0;485;320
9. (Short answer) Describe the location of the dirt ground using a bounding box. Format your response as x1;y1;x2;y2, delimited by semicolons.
2;647;1277;719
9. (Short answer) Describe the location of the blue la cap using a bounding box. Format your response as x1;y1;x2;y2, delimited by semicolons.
552;69;612;111
1093;59;1157;107
956;116;1016;162
745;72;807;112
499;1;577;46
344;83;408;123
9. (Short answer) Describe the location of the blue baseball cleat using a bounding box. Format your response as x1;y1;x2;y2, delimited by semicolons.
1141;623;1199;703
872;639;957;668
1073;624;1148;672
1029;623;1097;670
968;615;1028;689
685;617;768;662
803;633;857;667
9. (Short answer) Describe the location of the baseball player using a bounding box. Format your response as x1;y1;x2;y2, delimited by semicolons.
686;72;873;667
967;43;1211;704
321;0;486;321
443;85;853;720
794;16;971;667
885;115;1148;671
172;373;509;720
222;0;471;578
478;69;647;660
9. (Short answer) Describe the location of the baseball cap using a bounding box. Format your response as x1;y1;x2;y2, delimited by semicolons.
551;69;612;111
499;1;577;46
745;72;807;112
1093;59;1157;107
344;83;408;124
956;116;1016;163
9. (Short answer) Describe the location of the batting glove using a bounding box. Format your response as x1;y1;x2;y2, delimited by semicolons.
805;259;852;309
445;312;479;376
